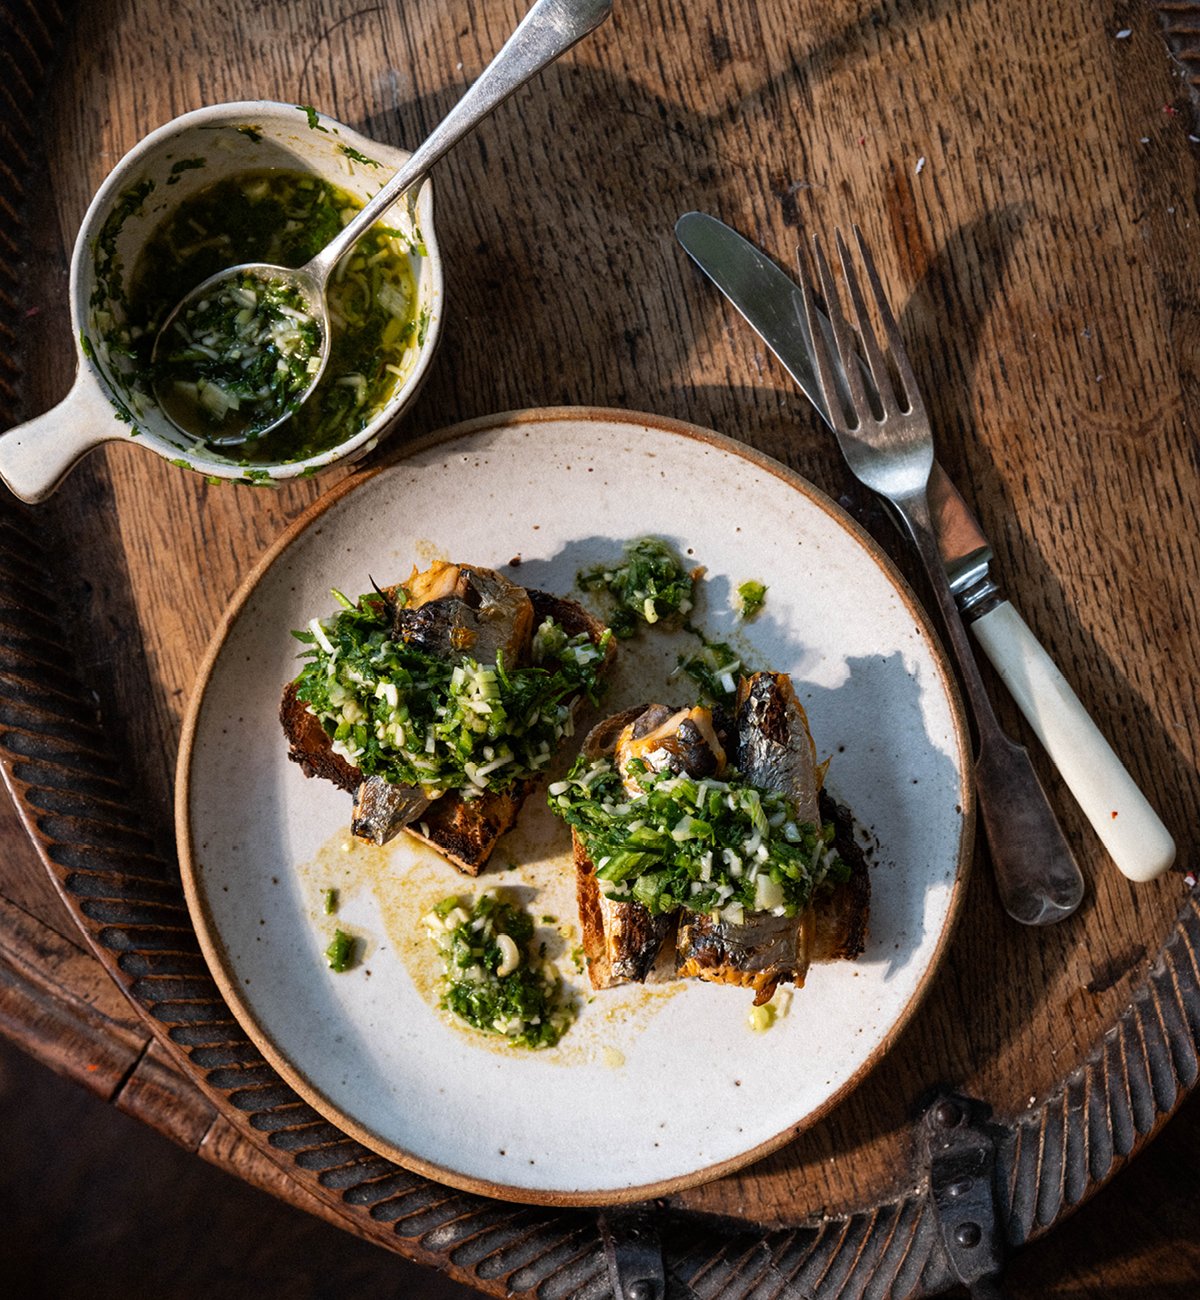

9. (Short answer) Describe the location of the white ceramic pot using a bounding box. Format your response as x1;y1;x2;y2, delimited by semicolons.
0;101;443;502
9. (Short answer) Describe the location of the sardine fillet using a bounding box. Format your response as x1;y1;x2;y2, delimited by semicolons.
675;794;871;1002
351;775;432;846
675;671;836;1001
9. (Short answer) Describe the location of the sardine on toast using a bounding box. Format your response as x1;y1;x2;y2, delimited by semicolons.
552;672;869;1001
677;673;827;1003
282;561;613;873
570;705;682;988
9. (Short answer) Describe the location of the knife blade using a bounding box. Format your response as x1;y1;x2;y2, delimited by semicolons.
674;210;1175;883
674;211;993;598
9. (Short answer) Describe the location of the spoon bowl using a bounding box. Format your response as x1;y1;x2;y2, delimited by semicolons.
151;262;333;446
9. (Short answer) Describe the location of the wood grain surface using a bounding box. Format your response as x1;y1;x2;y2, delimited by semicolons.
2;0;1200;1294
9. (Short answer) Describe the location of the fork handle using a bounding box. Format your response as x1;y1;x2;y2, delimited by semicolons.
901;492;1085;925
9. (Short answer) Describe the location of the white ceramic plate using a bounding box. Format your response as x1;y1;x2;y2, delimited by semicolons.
177;407;973;1205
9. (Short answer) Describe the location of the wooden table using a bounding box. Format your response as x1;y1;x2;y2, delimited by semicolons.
2;0;1199;1294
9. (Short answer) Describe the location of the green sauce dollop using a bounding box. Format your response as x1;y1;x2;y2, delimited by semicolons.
426;893;575;1049
577;536;695;638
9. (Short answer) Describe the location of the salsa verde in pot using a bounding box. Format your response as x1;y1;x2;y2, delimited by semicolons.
124;168;423;463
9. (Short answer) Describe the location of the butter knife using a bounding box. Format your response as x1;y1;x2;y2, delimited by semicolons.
675;210;1175;883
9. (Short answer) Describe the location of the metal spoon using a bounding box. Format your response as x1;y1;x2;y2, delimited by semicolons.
152;0;613;445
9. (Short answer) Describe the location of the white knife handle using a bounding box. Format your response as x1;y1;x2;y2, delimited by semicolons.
970;600;1175;882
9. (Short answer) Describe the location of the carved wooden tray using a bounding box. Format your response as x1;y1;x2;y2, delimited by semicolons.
2;0;1199;1295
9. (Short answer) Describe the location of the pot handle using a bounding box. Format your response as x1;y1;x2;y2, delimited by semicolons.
0;370;129;504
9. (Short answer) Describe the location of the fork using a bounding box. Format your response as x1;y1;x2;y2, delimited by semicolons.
800;228;1085;925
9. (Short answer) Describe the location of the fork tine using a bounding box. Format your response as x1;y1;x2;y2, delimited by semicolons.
807;236;874;428
832;228;902;417
848;225;923;415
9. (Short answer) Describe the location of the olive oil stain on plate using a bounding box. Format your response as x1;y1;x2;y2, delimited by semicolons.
295;815;684;1070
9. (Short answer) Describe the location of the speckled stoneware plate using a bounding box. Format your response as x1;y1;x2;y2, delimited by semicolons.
176;407;974;1206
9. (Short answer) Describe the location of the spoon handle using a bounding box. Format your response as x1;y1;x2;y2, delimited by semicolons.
307;0;613;284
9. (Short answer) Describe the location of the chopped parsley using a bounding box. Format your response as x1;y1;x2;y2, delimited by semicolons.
166;157;207;186
678;636;744;704
325;928;357;972
339;144;380;167
549;756;845;923
292;589;610;795
737;580;767;620
297;104;328;131
425;893;575;1048
577;536;694;638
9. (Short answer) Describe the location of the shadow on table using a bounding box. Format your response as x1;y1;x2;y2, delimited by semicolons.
0;1036;485;1300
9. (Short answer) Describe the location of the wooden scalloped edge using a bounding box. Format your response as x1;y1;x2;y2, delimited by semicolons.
1155;0;1200;95
2;0;1199;1295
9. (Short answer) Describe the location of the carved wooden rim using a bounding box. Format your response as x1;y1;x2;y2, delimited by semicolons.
2;2;1198;1295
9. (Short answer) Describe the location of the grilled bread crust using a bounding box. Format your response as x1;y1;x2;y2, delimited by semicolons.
280;681;360;794
280;586;612;875
812;790;871;962
574;830;615;986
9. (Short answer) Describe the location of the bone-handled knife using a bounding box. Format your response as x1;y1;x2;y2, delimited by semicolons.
675;210;1175;883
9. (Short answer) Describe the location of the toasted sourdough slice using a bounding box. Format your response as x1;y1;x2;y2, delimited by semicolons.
571;688;870;994
281;582;612;875
812;791;870;962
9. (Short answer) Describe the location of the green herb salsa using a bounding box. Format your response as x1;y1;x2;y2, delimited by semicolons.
575;536;749;705
425;893;576;1048
291;589;611;796
549;756;847;923
117;168;422;463
737;580;767;620
325;928;357;972
577;536;695;638
678;637;745;704
156;272;323;439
